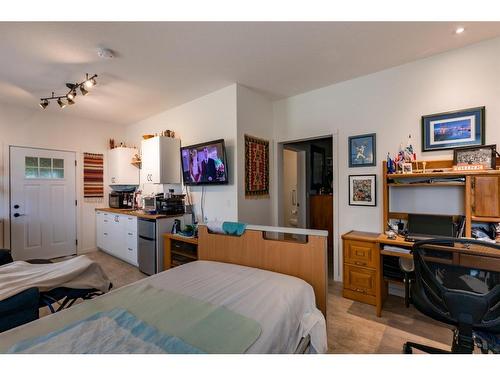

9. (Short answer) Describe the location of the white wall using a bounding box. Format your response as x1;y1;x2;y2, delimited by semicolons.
236;85;274;225
125;85;238;222
0;102;122;253
273;36;500;280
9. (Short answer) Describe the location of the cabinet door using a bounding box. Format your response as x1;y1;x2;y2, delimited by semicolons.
102;212;112;252
96;211;104;249
108;149;119;185
141;138;159;184
472;176;500;217
158;137;181;184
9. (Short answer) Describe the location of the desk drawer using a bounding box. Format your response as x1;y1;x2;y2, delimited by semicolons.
344;240;377;268
343;264;377;296
459;254;500;272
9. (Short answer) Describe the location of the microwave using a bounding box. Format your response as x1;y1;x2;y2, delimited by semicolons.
109;192;134;209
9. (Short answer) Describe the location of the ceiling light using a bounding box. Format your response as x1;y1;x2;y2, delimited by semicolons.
38;73;98;110
39;99;49;109
455;27;465;34
57;98;67;109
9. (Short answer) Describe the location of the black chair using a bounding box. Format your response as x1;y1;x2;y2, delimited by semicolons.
0;287;40;333
403;238;500;354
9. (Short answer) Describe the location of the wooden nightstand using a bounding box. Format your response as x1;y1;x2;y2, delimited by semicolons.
162;233;199;270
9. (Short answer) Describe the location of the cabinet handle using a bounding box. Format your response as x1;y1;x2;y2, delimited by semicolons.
128;232;133;235
104;233;108;236
104;220;108;223
355;261;366;266
128;248;133;251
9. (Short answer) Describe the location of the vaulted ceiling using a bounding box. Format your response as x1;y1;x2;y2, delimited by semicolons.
1;22;500;125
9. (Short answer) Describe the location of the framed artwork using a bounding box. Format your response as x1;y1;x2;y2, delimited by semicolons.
349;174;377;207
453;144;497;170
421;106;485;152
245;134;269;198
348;133;376;167
402;162;413;174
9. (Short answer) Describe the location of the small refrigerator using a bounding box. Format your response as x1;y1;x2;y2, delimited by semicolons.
138;218;156;275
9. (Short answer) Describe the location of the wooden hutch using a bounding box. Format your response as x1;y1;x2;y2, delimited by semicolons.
342;158;500;316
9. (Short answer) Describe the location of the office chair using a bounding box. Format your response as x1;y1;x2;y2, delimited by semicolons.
403;238;500;354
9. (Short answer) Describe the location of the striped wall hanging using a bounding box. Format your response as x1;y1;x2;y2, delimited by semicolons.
83;152;104;198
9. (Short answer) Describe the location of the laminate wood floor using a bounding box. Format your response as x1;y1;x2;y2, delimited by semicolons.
80;250;454;353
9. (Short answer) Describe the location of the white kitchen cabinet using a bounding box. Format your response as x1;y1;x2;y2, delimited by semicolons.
141;137;181;184
95;211;138;266
108;147;140;185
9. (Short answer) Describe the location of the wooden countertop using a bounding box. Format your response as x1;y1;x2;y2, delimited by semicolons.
95;207;185;220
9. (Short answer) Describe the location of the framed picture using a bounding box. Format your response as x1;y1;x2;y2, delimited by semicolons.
349;174;377;206
453;144;497;170
348;133;376;167
421;106;485;152
402;162;413;174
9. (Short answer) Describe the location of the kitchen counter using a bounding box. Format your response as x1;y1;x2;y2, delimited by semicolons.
95;207;185;220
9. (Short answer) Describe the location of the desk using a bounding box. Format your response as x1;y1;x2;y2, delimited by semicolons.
341;230;500;317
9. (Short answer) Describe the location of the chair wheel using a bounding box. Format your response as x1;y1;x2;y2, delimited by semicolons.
403;343;413;354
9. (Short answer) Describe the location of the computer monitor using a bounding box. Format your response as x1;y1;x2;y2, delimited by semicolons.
407;214;457;239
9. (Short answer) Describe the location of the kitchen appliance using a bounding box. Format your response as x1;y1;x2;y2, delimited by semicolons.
138;218;156;275
156;194;185;215
109;191;135;209
142;196;157;213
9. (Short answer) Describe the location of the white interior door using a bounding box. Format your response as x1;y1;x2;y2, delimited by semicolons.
10;146;77;260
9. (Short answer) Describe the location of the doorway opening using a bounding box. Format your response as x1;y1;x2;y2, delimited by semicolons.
279;136;334;279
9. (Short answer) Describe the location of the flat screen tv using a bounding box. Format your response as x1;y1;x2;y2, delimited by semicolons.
180;139;228;185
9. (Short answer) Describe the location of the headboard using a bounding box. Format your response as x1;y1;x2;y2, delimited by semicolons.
198;225;328;317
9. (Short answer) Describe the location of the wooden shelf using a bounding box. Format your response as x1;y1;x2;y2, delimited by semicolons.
171;249;197;260
471;216;500;223
387;169;500;179
387;182;465;187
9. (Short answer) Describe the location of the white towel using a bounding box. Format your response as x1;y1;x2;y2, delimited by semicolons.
0;255;111;302
206;220;224;234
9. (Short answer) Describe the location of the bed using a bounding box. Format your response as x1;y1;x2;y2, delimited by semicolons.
0;225;328;354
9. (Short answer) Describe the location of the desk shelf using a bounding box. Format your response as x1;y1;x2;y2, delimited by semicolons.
387;182;465;187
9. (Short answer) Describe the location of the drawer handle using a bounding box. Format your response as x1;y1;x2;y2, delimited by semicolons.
355;261;366;266
128;232;134;235
103;233;108;236
128;248;133;251
104;220;108;223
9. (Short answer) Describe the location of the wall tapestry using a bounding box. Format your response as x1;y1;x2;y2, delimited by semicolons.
83;152;104;198
245;134;269;197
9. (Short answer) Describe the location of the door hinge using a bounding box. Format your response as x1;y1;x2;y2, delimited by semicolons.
75;199;78;206
75;239;78;246
75;160;77;167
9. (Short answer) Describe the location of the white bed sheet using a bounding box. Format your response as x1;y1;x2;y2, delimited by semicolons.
146;260;328;353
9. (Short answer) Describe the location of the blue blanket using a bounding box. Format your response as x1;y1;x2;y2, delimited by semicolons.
8;309;204;354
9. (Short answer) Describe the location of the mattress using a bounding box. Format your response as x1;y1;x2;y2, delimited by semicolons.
0;260;327;354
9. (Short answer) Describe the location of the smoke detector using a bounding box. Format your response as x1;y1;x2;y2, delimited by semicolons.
97;48;114;59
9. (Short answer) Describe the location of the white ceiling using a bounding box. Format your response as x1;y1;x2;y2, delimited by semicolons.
1;22;500;125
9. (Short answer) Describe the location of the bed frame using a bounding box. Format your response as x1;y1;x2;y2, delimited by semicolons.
198;225;328;317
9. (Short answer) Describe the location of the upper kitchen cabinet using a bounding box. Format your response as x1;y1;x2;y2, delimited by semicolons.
108;147;140;185
141;136;181;184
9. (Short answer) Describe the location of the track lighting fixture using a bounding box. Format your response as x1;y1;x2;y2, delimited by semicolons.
38;73;98;110
57;98;67;109
39;99;49;109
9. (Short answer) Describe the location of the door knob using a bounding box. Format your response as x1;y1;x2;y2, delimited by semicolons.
13;213;25;217
14;204;20;209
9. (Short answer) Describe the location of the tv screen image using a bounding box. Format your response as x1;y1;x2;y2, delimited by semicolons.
180;139;228;185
